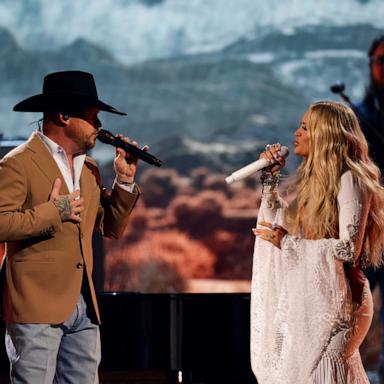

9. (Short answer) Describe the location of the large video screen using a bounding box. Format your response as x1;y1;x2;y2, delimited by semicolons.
0;0;382;293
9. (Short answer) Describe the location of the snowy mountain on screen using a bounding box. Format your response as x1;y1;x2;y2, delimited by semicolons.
0;0;383;171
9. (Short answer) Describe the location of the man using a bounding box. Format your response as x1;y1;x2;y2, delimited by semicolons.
0;70;141;383
353;35;384;382
354;35;384;170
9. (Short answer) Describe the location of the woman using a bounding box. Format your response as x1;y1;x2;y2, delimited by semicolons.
251;101;384;383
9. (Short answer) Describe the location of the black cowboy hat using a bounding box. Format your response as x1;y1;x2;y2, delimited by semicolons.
13;70;126;115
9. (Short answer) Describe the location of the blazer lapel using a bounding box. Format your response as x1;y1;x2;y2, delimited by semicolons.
27;132;70;195
79;159;98;233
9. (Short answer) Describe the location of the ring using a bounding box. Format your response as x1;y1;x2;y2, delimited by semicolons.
265;144;271;151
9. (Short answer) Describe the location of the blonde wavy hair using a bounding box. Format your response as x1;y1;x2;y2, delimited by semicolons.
286;101;384;267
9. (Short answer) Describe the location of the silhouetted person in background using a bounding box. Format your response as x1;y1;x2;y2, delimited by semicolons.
353;35;384;382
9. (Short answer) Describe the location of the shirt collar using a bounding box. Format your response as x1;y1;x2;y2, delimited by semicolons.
36;129;64;155
36;129;86;162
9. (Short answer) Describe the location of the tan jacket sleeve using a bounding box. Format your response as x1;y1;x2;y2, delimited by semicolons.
97;183;140;239
0;155;62;241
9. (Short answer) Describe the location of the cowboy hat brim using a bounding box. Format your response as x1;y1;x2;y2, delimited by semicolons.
13;92;127;116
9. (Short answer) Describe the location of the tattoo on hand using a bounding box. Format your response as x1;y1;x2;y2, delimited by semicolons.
53;196;72;222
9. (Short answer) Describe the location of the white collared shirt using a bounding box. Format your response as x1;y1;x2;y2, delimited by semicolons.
36;130;135;193
36;130;86;193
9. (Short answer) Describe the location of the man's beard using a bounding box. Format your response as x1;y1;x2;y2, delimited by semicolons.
72;133;96;153
85;137;96;150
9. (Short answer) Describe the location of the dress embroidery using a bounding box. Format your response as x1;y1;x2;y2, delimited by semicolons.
334;239;354;263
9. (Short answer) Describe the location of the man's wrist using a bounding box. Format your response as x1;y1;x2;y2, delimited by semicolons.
114;177;136;193
116;177;135;186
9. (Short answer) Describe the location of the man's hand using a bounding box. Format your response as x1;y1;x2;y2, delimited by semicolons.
113;134;149;184
50;178;84;223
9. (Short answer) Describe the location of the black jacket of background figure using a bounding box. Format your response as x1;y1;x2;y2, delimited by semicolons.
353;88;384;325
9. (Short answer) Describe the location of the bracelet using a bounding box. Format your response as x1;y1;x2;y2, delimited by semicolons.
260;171;280;187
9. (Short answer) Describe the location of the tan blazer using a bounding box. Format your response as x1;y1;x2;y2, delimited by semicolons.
0;133;139;324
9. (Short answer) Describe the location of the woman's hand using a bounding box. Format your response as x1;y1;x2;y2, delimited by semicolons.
260;143;286;173
252;221;287;249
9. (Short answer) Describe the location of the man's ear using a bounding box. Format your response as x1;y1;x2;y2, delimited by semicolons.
56;112;70;127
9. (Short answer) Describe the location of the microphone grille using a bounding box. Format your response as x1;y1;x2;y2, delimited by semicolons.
330;82;345;94
279;146;289;158
97;129;114;144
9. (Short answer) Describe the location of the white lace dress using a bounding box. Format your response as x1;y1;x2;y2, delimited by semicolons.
251;171;373;384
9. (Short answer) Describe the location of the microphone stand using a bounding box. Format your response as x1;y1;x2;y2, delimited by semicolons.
330;82;384;147
330;81;352;104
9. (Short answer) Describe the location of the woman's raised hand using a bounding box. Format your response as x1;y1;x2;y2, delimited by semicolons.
260;143;286;173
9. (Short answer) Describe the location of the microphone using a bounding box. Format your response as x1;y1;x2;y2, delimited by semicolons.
225;146;289;184
329;81;351;104
330;81;345;94
97;129;162;167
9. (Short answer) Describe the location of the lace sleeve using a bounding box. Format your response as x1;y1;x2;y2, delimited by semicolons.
277;172;369;264
332;171;369;264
